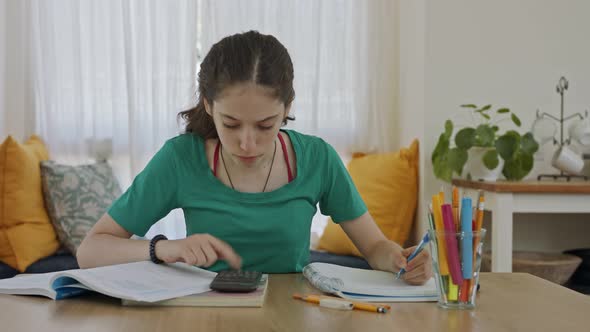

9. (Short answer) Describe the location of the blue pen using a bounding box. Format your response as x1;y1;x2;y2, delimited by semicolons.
396;232;430;280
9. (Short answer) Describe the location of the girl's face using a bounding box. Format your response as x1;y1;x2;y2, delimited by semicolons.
205;82;290;168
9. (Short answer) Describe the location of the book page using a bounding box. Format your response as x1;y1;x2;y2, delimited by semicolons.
0;272;60;299
55;261;217;302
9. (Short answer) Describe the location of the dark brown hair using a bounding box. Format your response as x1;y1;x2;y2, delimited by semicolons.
178;31;295;139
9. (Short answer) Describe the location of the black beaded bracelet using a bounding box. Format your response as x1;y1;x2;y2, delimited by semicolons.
149;234;168;264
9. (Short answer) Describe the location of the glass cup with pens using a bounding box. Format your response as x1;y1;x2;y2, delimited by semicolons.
427;188;487;309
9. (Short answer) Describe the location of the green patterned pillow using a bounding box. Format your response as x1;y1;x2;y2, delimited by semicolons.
40;161;121;254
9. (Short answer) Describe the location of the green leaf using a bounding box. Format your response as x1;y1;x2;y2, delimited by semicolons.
476;124;495;147
444;120;453;139
432;134;449;163
433;154;452;182
497;108;510;114
502;157;522;181
491;125;499;132
455;128;477;149
482;149;500;170
502;151;534;181
432;134;452;182
521;132;539;155
461;104;477;108
480;104;492;112
511;113;522;127
495;133;519;161
481;113;491;120
448;148;468;175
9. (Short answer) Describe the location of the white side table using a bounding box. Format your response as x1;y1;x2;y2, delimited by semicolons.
452;179;590;272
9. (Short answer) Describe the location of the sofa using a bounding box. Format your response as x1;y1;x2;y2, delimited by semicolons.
0;249;79;279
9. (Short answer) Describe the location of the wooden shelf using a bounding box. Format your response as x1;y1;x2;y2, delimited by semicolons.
451;178;590;193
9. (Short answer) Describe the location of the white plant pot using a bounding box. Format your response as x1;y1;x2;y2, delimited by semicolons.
462;147;504;182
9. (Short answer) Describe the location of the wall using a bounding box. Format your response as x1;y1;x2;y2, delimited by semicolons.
0;0;32;141
0;0;6;135
400;0;590;251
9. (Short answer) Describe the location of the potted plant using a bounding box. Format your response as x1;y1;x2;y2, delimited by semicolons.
432;104;540;182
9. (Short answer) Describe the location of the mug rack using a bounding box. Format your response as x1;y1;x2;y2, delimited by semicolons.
536;77;588;181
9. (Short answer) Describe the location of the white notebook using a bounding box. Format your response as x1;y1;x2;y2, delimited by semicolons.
303;263;438;302
0;261;216;302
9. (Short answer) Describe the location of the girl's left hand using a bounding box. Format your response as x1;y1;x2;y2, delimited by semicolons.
398;245;433;285
369;240;433;285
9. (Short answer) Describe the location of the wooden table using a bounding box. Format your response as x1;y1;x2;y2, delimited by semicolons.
452;179;590;272
1;273;589;332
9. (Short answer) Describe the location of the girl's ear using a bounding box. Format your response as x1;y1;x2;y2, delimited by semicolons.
204;98;212;116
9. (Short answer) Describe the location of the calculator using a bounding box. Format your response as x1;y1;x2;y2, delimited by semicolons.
209;270;263;293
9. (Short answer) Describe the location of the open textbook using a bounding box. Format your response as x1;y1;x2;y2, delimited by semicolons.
303;262;438;302
122;274;268;307
0;261;220;303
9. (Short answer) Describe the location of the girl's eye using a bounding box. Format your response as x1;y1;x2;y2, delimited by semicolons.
223;124;239;129
258;125;273;130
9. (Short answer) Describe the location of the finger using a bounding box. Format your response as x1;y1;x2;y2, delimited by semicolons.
207;236;242;269
181;250;198;265
200;243;219;267
191;246;207;267
402;246;417;257
388;245;406;271
404;261;426;279
407;250;430;270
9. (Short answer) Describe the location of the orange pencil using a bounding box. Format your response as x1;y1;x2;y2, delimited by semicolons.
469;191;485;300
452;187;460;231
293;294;390;313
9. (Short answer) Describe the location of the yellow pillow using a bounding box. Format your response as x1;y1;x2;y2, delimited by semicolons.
0;135;59;271
317;140;419;257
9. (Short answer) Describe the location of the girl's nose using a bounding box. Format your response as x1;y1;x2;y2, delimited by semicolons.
239;129;256;152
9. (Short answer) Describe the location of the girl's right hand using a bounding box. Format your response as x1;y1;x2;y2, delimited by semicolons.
155;233;242;269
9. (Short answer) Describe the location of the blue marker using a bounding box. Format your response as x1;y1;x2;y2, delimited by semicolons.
460;197;473;279
396;232;430;280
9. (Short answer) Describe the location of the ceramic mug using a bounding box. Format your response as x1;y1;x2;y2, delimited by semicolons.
569;116;590;146
551;145;584;175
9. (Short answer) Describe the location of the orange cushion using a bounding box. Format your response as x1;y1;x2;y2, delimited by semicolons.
0;135;59;271
317;140;419;257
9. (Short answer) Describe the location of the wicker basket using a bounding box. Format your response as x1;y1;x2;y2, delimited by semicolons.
481;251;582;285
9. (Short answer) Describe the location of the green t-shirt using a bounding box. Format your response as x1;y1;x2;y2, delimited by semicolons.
108;129;367;273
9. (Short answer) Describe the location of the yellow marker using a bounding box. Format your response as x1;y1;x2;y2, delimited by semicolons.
431;194;449;276
448;282;459;301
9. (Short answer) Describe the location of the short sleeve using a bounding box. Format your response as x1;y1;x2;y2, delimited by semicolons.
318;141;367;223
108;141;179;236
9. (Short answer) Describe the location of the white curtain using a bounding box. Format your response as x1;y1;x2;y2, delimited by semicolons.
201;0;400;154
2;0;399;240
27;0;199;239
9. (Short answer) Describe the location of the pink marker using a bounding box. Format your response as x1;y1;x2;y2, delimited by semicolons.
441;204;464;285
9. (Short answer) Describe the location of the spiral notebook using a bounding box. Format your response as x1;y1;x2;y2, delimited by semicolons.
303;263;437;302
